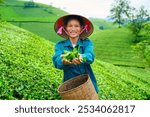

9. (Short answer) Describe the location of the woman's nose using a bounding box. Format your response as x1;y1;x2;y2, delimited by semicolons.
71;26;76;30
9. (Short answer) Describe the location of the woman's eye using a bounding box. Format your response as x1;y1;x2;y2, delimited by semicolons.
67;24;80;28
68;25;73;28
75;25;79;27
68;25;79;27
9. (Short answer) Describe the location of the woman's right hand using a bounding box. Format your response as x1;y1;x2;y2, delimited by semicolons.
61;55;72;65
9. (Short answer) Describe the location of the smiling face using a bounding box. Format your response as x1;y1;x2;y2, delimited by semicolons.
66;19;82;39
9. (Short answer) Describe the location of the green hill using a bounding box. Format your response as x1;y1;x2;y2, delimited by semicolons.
0;0;118;42
90;18;118;32
0;0;68;42
0;0;68;22
0;22;150;100
90;28;148;68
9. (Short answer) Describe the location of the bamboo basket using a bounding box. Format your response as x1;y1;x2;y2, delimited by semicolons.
57;74;99;100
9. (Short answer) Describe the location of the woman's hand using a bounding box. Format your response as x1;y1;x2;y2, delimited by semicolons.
61;54;82;65
61;54;72;65
72;54;82;65
62;59;72;65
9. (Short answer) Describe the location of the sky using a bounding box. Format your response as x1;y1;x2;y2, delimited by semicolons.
29;0;150;19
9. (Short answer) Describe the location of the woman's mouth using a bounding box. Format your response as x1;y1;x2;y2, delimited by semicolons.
70;32;77;34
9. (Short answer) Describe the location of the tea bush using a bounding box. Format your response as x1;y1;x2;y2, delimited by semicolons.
0;22;62;99
0;22;150;100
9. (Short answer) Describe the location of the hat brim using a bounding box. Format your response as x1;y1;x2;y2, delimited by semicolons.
54;14;94;39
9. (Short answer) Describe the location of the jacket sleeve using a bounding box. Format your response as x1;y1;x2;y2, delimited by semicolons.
81;39;95;64
52;42;65;70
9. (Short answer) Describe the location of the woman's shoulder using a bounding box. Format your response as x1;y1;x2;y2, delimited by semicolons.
55;39;69;49
82;38;93;45
55;39;66;45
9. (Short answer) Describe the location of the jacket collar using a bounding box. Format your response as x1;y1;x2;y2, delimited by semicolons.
63;38;84;47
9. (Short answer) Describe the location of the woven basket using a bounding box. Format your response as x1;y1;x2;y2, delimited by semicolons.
57;74;99;100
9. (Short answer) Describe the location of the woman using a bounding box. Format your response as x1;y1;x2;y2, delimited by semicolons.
52;14;99;93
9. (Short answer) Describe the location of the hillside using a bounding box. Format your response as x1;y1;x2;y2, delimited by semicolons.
90;18;118;32
90;28;148;68
0;0;68;42
0;0;68;22
0;21;62;99
0;22;150;100
0;0;117;42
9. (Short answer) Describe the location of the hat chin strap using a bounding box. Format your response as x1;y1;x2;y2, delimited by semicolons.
57;25;88;36
57;26;68;35
80;25;88;34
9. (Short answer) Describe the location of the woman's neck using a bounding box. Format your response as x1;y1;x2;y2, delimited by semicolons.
69;37;79;45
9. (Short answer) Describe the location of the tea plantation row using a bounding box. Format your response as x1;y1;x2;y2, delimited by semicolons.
0;22;150;99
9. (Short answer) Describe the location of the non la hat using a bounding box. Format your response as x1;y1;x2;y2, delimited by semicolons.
54;14;94;39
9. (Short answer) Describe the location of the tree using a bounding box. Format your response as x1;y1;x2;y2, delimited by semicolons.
128;6;150;43
143;23;150;36
109;0;131;28
99;26;104;30
24;0;38;8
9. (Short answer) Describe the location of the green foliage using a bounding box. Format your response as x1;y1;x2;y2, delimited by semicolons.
142;23;150;38
128;6;150;43
62;47;80;61
24;1;38;8
99;26;104;30
93;60;150;99
132;40;150;65
145;45;150;64
0;22;62;99
61;46;86;62
0;22;150;100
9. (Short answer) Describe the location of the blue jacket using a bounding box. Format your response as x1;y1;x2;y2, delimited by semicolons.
52;38;99;93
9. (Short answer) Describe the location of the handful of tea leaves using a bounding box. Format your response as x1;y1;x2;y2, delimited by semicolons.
61;46;86;62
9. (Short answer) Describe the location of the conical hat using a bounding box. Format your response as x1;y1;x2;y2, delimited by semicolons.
54;14;94;39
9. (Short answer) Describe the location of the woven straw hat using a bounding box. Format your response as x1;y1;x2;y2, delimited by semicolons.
54;14;94;39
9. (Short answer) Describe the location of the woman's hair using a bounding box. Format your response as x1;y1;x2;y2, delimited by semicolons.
64;15;84;26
